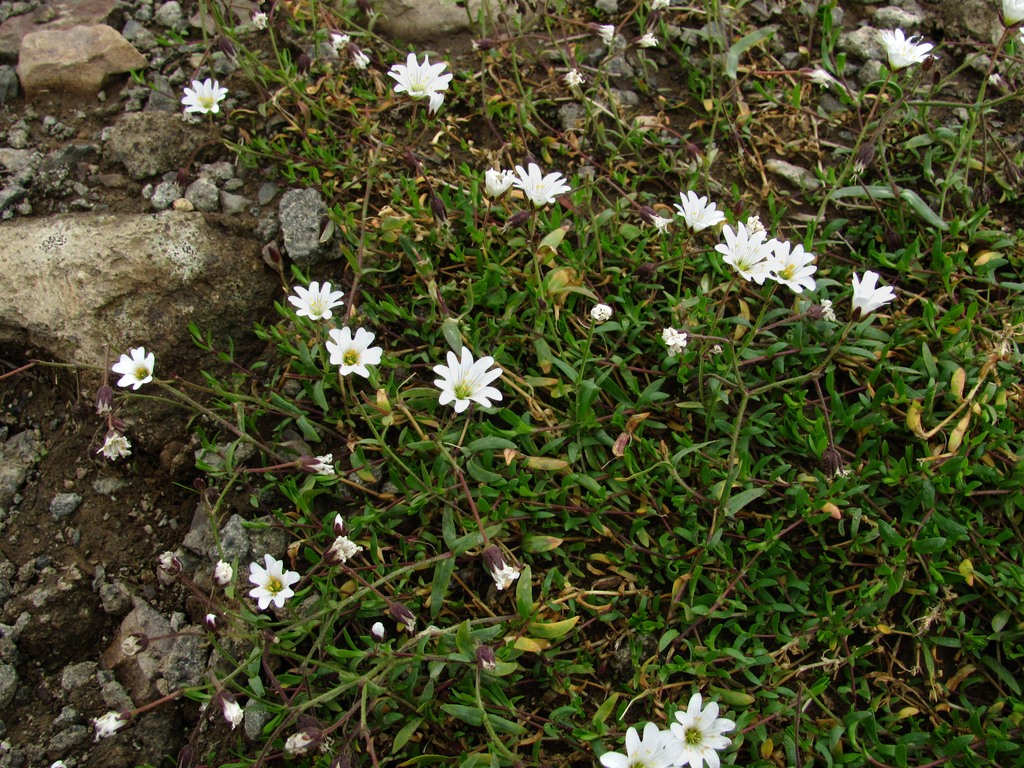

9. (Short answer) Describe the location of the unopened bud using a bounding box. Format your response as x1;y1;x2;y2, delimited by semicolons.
296;53;311;74
504;210;532;230
638;205;658;224
370;621;386;642
388;601;417;633
284;727;322;756
472;37;496;51
332;513;346;536
476;644;497;671
213;560;233;586
430;192;448;224
217;37;236;58
853;142;876;175
95;385;114;415
156;551;182;584
121;634;147;656
205;613;219;631
821;445;844;478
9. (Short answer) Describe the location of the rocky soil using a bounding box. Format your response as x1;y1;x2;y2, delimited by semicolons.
0;0;1017;766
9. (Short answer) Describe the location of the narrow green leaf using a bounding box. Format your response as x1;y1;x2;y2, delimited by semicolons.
726;28;775;79
430;556;456;619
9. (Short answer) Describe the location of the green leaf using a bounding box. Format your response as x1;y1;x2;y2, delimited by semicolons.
391;717;423;754
724;487;766;516
516;564;534;620
430;556;456;619
726;28;775;79
441;317;463;355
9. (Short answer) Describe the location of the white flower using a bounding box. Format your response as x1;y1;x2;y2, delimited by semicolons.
674;192;725;232
482;544;520;590
591;303;613;324
181;78;228;115
662;327;688;357
97;431;132;460
248;554;300;610
807;67;839;87
745;215;765;235
878;29;934;70
330;32;351;53
93;711;131;740
484;168;516;198
1003;0;1024;24
387;52;453;114
251;10;267;29
433;347;504;413
715;222;777;284
213;560;233;586
512;163;572;207
111;346;155;390
325;535;364;565
490;561;520;590
51;762;69;768
371;621;386;641
221;694;244;729
651;0;669;9
669;693;736;768
308;454;334;475
597;24;616;46
326;327;383;378
650;214;673;232
599;722;680;768
637;32;658;48
565;68;585;88
351;47;370;69
851;270;896;318
819;299;837;322
284;731;318;757
288;280;345;321
767;240;817;293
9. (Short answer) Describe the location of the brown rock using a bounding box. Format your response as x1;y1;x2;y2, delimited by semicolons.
0;0;121;62
17;24;147;99
0;211;277;371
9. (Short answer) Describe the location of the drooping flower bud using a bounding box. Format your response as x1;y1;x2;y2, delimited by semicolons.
482;545;521;591
476;644;497;671
388;601;417;633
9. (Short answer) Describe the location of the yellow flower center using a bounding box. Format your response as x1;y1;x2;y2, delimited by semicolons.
684;727;703;745
266;577;283;594
135;365;149;379
343;350;359;366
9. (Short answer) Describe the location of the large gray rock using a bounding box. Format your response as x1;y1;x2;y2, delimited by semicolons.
0;212;276;369
16;25;147;99
104;111;217;180
369;0;509;41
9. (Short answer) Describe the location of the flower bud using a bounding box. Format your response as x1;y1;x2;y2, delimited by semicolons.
430;192;448;225
156;551;181;585
476;644;497;671
204;613;219;631
95;385;114;415
504;210;532;230
215;691;244;730
93;710;132;740
388;601;417;633
121;633;147;656
482;545;521;591
296;52;311;74
333;513;346;536
370;621;386;642
285;727;322;756
821;445;844;478
213;560;233;586
323;535;363;566
472;37;496;51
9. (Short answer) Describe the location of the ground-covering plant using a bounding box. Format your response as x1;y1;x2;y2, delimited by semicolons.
84;0;1024;766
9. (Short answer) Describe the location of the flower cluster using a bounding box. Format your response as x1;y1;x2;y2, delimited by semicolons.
598;693;736;768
